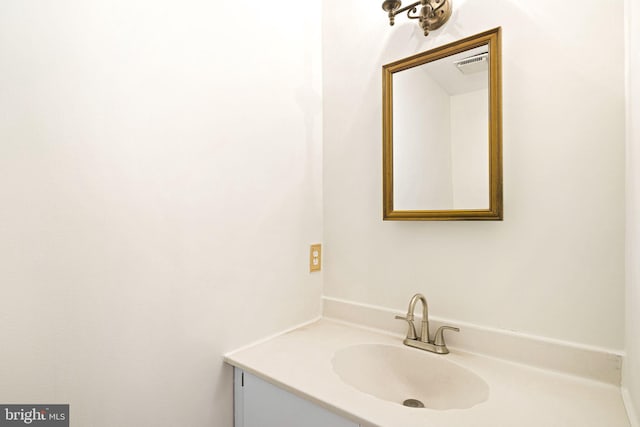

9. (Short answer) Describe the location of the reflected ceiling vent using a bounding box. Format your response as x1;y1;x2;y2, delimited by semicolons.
454;52;488;75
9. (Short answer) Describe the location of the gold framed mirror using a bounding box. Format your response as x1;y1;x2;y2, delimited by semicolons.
383;27;502;221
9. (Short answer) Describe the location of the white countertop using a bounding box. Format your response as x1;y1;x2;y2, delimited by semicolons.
224;318;630;427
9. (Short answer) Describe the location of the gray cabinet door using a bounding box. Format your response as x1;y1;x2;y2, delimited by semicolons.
234;368;359;427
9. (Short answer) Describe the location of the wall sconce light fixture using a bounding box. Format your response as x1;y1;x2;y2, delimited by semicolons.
381;0;452;37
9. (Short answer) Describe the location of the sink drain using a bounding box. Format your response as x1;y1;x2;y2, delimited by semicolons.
402;398;425;408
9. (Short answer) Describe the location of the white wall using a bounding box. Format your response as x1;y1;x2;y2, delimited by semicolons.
0;1;322;426
450;88;489;209
394;70;453;209
624;0;640;422
323;0;625;349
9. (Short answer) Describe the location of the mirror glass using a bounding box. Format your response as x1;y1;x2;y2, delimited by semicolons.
383;28;502;220
393;46;489;210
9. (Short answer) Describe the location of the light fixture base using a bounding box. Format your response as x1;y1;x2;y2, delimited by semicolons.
422;0;452;33
382;0;452;37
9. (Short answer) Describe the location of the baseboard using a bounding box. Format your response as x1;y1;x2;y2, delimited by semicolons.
322;296;623;385
623;387;640;427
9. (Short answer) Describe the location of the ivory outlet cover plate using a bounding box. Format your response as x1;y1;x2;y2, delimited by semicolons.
310;244;321;272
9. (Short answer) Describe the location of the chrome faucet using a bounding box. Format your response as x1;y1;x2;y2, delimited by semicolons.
395;293;459;354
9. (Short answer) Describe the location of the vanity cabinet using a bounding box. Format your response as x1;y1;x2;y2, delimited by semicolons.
234;368;360;427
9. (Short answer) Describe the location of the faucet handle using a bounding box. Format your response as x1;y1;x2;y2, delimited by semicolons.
395;315;418;340
434;325;460;346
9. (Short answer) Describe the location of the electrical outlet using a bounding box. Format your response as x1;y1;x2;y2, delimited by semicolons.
310;244;321;272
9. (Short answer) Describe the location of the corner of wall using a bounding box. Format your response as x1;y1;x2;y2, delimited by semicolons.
622;386;640;427
624;0;640;425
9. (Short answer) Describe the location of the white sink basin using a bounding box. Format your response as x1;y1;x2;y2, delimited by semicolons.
332;343;489;410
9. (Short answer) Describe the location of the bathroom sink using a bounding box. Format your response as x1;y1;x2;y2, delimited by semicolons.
332;344;489;410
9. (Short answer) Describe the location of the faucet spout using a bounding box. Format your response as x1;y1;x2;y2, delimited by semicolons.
407;293;429;343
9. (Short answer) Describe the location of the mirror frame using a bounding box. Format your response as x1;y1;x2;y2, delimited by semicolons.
382;27;503;221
